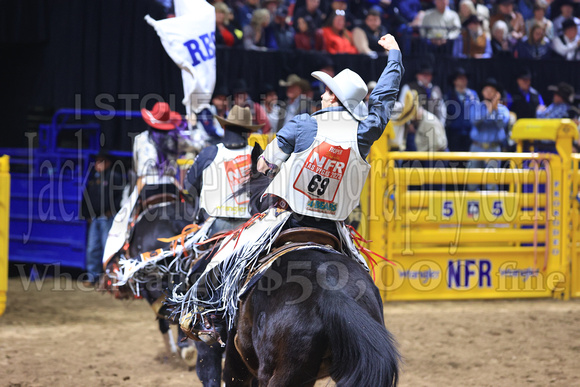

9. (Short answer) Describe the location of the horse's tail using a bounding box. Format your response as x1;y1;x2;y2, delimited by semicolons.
320;293;400;387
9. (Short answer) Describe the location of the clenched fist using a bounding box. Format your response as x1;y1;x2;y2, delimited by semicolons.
378;34;400;52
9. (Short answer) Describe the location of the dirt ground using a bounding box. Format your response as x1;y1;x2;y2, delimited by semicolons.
1;277;580;387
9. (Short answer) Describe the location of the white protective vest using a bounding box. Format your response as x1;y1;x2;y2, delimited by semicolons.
264;110;370;221
199;144;252;219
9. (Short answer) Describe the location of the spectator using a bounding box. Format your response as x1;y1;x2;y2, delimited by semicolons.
551;18;580;60
453;15;492;58
294;15;325;50
261;84;283;132
470;78;510;147
391;90;448;152
232;79;272;133
293;0;324;29
398;64;445;151
392;0;424;27
471;0;491;29
208;85;230;137
278;74;313;126
82;151;124;285
353;8;389;58
468;78;510;190
489;0;525;43
420;0;462;45
235;0;261;29
537;82;575;118
263;0;280;20
525;2;554;40
458;0;490;35
243;8;275;50
399;64;446;125
458;0;477;24
514;22;551;59
508;69;544;119
328;0;355;30
553;0;580;38
516;0;535;20
321;10;358;54
269;5;295;50
491;20;514;57
444;67;479;151
215;3;241;47
212;86;229;120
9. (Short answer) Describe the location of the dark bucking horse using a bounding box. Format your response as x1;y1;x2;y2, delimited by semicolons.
220;152;400;386
103;188;226;386
223;247;400;386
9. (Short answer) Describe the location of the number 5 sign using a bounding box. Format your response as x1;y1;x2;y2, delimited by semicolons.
293;142;351;203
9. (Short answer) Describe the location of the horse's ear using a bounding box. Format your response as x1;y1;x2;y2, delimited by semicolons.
251;143;263;174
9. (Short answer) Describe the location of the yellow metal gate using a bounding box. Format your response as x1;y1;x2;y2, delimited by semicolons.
359;119;578;301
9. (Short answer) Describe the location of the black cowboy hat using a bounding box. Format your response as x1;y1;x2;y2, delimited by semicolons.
462;14;482;28
548;82;575;103
232;79;250;95
448;67;468;85
516;67;532;80
212;85;229;99
481;77;503;94
314;54;334;71
261;83;276;94
562;18;578;32
416;63;433;75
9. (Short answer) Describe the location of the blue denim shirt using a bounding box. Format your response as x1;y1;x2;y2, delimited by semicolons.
275;50;404;159
536;103;569;119
469;102;510;144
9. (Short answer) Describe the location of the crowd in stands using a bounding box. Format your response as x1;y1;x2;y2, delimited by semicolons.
206;0;580;60
207;61;578;153
199;0;580;152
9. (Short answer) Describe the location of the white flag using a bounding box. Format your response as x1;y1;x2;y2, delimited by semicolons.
145;0;216;117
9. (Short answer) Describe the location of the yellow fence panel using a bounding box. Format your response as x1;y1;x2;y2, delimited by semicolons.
0;155;10;316
363;119;578;302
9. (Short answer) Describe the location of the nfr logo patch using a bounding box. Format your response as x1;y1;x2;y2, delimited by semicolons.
293;142;351;204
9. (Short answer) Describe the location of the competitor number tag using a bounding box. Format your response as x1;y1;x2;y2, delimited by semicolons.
293;142;350;203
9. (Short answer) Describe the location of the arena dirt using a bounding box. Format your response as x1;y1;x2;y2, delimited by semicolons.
1;277;580;387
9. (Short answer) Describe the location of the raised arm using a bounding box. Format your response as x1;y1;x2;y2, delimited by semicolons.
357;34;405;158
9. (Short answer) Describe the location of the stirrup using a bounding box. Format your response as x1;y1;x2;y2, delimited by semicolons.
181;312;226;347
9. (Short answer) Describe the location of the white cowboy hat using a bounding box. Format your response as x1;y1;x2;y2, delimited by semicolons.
311;69;369;121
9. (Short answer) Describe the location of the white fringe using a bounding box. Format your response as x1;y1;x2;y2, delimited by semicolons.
114;217;217;291
171;209;292;330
